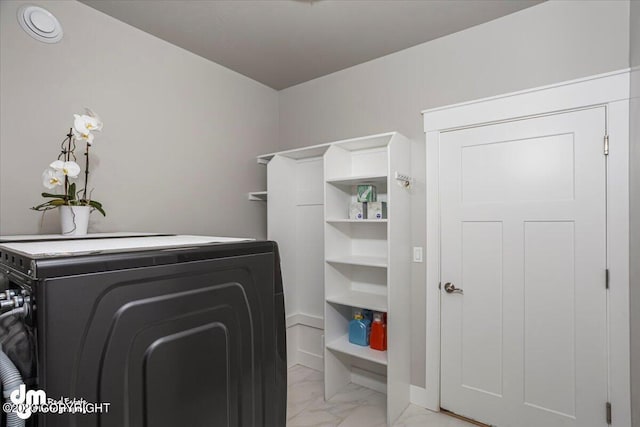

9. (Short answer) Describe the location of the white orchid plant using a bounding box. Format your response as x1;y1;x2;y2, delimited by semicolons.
31;109;106;216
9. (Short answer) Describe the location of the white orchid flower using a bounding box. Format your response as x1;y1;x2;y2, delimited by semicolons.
83;108;103;131
42;168;64;189
49;160;81;178
74;114;100;134
73;129;95;145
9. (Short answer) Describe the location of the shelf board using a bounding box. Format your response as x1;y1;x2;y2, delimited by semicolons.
326;255;387;268
326;219;387;224
326;335;387;366
248;191;268;201
257;144;330;163
326;290;387;312
257;132;396;164
326;175;387;186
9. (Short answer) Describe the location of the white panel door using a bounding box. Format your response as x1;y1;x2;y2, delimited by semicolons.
439;108;608;427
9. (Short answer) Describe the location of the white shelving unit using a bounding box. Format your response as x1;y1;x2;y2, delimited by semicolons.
323;132;412;426
257;132;411;426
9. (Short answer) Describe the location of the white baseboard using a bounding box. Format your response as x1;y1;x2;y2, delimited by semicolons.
286;312;324;329
409;385;430;409
351;366;386;395
286;313;324;371
297;349;324;372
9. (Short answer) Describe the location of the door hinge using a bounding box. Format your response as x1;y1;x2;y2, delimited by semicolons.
606;269;610;289
606;401;612;424
604;135;609;155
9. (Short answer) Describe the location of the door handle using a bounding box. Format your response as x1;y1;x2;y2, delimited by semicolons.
443;282;463;294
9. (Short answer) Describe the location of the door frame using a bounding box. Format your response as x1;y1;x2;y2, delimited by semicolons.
422;69;631;426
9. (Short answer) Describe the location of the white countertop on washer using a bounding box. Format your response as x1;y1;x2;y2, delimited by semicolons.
0;233;253;257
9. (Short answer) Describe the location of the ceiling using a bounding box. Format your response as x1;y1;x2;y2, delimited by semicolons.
80;0;543;90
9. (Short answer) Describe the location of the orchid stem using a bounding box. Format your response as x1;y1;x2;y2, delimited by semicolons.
64;128;73;201
83;143;90;200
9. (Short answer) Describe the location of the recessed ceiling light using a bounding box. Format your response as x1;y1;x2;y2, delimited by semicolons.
17;5;63;44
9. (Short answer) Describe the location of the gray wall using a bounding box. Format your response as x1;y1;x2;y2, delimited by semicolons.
630;0;639;424
1;0;634;397
0;0;279;239
278;0;631;387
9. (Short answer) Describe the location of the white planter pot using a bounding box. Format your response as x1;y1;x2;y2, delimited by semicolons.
60;205;91;236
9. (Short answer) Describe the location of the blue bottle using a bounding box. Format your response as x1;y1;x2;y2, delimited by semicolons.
349;311;371;346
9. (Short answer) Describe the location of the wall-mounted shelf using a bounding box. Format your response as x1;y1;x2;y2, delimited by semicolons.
326;335;387;366
326;219;388;224
326;289;388;312
248;191;268;201
326;175;387;186
326;255;387;268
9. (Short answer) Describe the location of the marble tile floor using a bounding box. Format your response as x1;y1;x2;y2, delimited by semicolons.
287;364;476;427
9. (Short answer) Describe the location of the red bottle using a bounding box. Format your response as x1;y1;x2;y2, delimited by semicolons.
369;312;387;351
